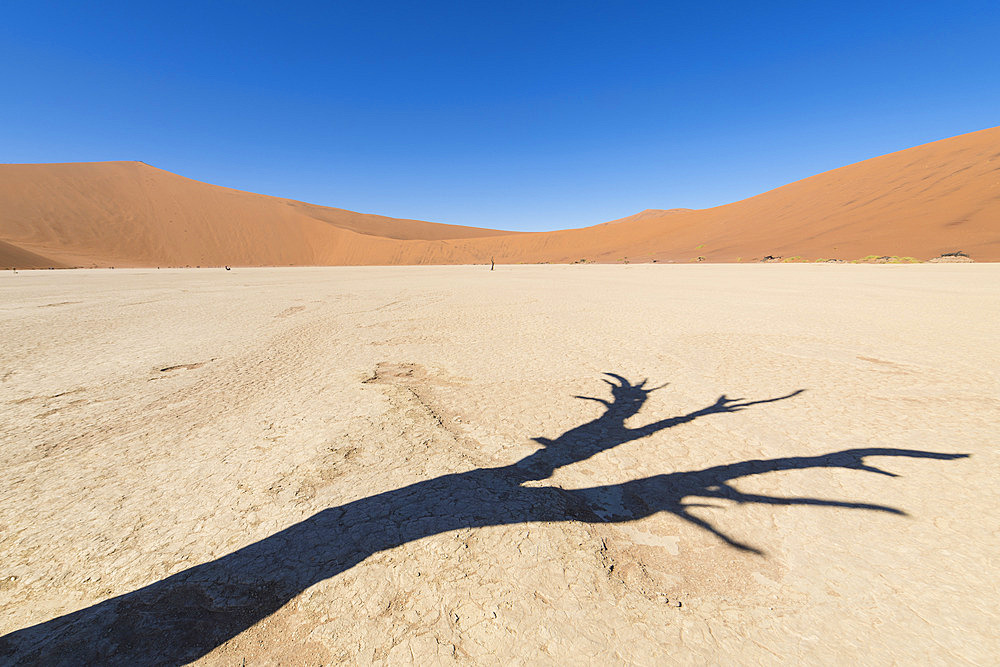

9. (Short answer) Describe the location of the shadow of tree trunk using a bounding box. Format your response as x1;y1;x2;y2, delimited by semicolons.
0;374;967;665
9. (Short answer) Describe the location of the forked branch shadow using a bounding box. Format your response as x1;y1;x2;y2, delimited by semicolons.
0;374;968;665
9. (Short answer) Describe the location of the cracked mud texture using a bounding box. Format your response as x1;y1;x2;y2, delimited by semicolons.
0;264;997;665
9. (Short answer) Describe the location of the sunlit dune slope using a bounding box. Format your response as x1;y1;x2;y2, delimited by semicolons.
0;162;517;268
449;125;1000;263
1;126;998;268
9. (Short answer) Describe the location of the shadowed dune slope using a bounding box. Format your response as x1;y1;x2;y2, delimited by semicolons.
0;240;66;270
1;126;998;267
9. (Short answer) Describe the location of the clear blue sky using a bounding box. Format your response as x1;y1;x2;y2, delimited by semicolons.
2;1;998;231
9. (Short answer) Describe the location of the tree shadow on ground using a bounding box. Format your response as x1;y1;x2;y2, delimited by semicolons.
0;374;968;665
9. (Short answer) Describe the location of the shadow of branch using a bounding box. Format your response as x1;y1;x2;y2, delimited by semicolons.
0;375;968;665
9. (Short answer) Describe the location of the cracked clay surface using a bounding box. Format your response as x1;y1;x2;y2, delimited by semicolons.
1;264;997;664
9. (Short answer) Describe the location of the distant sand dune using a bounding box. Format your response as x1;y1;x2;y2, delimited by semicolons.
1;126;998;268
0;240;65;269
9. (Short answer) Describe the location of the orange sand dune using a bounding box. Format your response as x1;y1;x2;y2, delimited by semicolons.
0;240;67;270
0;162;517;269
1;127;998;268
454;126;1000;264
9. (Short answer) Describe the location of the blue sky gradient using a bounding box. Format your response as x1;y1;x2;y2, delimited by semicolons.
2;1;998;231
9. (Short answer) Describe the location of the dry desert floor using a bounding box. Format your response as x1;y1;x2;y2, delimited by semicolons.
1;264;998;665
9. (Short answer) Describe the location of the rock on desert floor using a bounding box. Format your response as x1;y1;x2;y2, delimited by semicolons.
1;264;997;665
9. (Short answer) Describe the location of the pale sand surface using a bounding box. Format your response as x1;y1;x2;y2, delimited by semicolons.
0;265;997;664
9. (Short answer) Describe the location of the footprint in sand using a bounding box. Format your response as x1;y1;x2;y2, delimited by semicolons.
152;359;216;377
276;305;307;318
